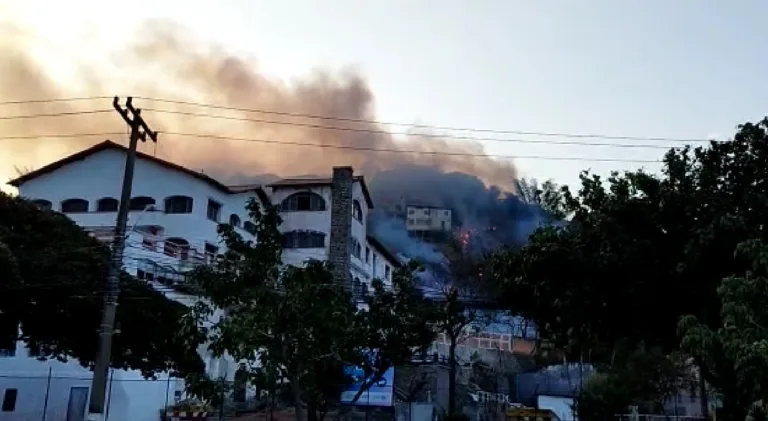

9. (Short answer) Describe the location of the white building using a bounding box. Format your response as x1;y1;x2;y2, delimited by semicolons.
2;140;401;421
405;205;452;233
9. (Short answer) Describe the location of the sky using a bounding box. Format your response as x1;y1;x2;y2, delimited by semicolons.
1;0;767;191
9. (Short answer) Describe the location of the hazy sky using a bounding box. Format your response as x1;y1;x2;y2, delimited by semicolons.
2;0;767;189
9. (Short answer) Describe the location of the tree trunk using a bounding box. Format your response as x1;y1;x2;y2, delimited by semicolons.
699;368;709;420
291;377;307;421
448;336;458;415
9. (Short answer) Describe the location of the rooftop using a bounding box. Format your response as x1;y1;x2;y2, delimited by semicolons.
267;175;374;208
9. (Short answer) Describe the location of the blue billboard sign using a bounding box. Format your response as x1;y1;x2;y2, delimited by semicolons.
340;365;394;407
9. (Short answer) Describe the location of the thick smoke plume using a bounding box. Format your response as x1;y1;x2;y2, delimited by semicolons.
0;20;553;263
0;21;517;189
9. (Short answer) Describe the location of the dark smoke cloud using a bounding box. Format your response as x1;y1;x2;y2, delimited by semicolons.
367;166;551;260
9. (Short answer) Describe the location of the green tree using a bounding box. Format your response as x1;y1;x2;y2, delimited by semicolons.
186;199;437;421
0;192;204;378
489;118;768;416
679;239;768;421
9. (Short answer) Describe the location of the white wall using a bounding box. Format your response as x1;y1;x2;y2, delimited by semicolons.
17;148;258;254
537;395;576;421
267;181;397;290
0;344;185;421
268;184;332;267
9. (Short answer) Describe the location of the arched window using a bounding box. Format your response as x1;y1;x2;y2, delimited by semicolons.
32;199;52;211
281;231;326;248
349;237;362;259
61;198;89;213
280;192;326;212
352;200;363;222
164;237;190;260
129;196;156;211
164;196;193;214
243;221;257;235
229;214;241;227
96;197;119;212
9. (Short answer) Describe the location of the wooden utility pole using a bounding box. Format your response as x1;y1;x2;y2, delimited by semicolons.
87;96;157;421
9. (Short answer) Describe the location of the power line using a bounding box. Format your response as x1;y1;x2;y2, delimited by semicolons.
0;131;664;163
143;108;684;149
134;96;708;143
0;96;710;143
0;109;113;120
0;96;114;106
163;131;663;163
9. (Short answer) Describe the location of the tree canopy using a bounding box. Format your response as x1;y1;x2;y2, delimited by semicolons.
186;199;437;421
0;192;204;378
488;118;768;418
679;239;768;421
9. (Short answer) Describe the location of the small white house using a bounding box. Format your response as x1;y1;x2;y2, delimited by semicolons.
3;141;402;421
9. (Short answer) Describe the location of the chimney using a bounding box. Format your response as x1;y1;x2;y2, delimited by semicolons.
328;166;354;287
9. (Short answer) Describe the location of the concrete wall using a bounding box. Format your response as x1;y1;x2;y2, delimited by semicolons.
0;345;185;421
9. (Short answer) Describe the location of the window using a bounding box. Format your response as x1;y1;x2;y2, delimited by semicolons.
164;238;190;260
280;192;326;212
229;214;241;227
204;243;219;264
2;389;16;412
408;208;414;215
365;247;370;263
444;210;450;216
32;199;52;211
349;238;362;259
164;196;193;214
96;197;119;212
61;198;89;213
385;265;391;281
129;196;156;211
281;231;325;248
352;200;363;222
207;199;222;222
0;321;15;357
243;221;257;235
142;237;156;251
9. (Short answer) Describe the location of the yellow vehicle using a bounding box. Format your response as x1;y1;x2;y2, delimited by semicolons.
505;407;558;421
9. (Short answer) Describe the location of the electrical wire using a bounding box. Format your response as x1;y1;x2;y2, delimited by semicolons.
142;108;684;149
0;131;666;163
0;96;711;143
132;96;710;143
0;109;113;120
0;96;114;106
162;131;664;163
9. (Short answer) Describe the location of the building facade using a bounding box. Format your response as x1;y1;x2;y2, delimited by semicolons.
405;205;452;233
2;141;400;421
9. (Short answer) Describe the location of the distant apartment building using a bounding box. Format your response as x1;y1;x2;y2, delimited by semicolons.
3;140;400;421
405;204;453;243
